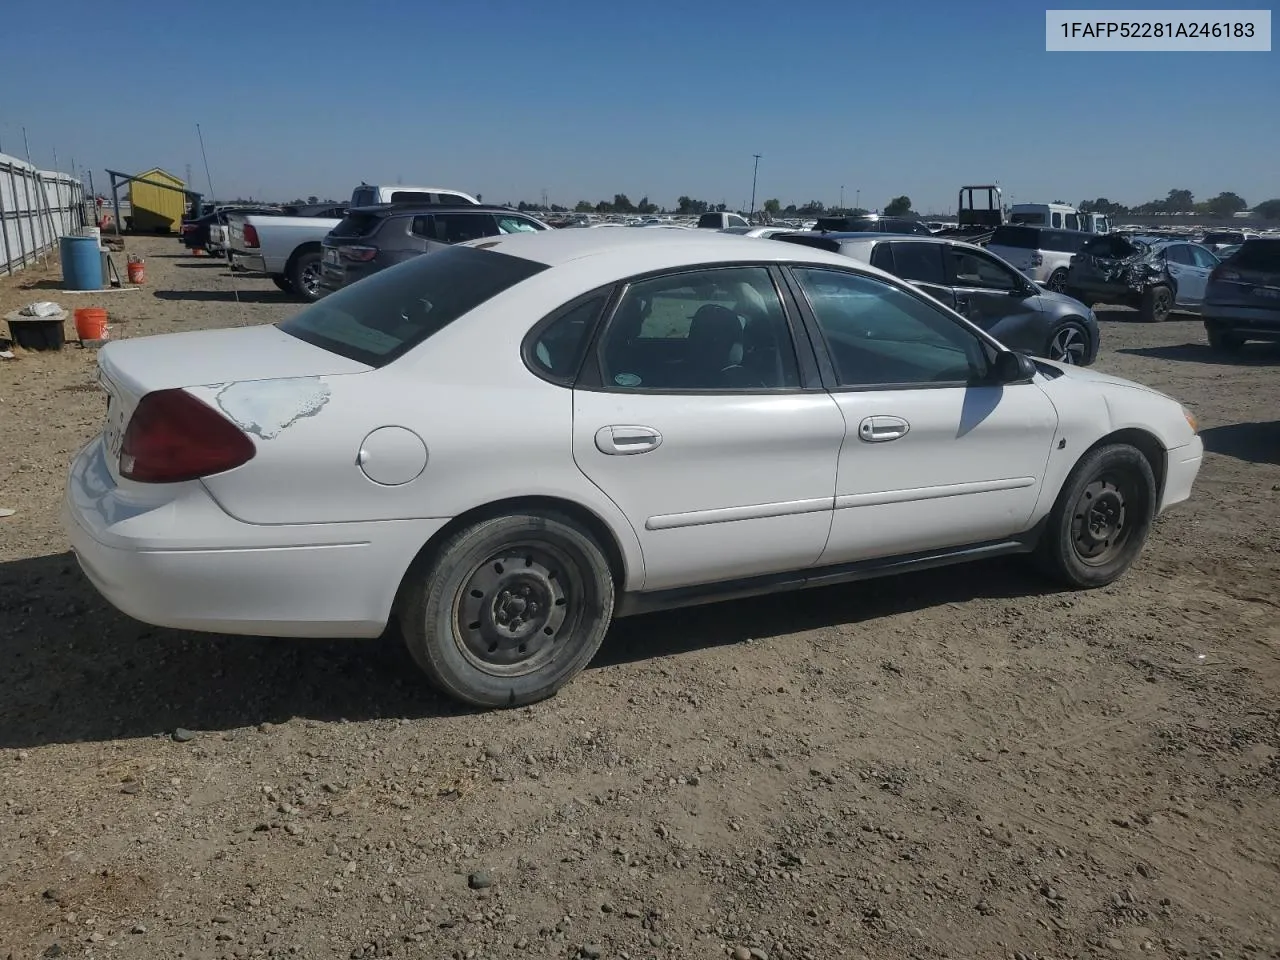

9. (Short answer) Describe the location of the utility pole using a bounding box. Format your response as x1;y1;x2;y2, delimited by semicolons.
22;126;31;164
840;185;844;210
855;188;860;211
749;154;761;218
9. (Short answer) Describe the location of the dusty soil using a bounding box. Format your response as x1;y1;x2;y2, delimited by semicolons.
1;237;1278;960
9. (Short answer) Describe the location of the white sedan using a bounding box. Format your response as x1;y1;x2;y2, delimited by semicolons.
64;230;1204;708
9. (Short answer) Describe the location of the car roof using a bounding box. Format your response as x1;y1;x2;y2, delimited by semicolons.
781;232;994;255
455;224;896;274
347;203;526;216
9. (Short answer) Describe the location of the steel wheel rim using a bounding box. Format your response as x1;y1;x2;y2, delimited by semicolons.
1070;473;1141;566
452;541;585;677
1050;325;1086;364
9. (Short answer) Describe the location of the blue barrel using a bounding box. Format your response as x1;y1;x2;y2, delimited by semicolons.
59;235;104;291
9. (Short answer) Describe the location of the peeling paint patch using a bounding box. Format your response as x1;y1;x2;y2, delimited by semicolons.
215;377;331;440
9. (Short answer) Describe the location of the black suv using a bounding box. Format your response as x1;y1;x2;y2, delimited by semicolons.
1203;238;1280;352
812;214;933;236
319;205;548;293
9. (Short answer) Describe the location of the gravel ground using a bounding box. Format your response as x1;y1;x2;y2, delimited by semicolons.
1;237;1278;960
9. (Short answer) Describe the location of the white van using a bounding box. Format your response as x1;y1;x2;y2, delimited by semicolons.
1010;202;1083;231
350;184;480;207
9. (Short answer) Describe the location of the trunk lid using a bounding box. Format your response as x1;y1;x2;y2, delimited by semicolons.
96;325;370;483
1208;240;1280;306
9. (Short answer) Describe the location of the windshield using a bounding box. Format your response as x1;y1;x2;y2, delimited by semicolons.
277;245;547;367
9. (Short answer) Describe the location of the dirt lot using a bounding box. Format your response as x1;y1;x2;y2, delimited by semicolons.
1;237;1278;960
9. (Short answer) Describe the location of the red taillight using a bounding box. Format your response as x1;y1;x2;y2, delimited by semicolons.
120;389;255;483
243;224;260;248
339;245;379;262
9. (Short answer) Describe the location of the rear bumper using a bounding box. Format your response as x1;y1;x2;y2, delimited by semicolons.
230;252;269;274
1203;304;1280;340
1160;437;1203;513
62;437;449;639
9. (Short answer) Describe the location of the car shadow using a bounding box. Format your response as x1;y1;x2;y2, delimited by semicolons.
152;289;296;304
1117;343;1280;366
1200;421;1280;466
0;552;1062;749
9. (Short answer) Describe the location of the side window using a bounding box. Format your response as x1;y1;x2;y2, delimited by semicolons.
595;267;800;391
1190;245;1219;269
1165;244;1194;266
791;268;988;388
497;215;542;234
527;293;608;383
888;242;946;285
430;213;499;244
946;247;1022;291
1065;214;1080;231
1052;212;1062;228
870;243;894;272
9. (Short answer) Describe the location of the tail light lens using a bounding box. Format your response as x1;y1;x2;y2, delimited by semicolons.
1029;253;1043;267
339;245;379;262
120;389;255;483
243;224;260;248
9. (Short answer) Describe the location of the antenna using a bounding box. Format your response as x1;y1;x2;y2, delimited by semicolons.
195;122;247;319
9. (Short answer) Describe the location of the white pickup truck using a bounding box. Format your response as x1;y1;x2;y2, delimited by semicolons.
227;185;479;301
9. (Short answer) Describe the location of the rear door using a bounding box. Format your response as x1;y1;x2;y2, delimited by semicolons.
873;240;955;308
570;264;845;592
1185;245;1220;305
1165;244;1205;305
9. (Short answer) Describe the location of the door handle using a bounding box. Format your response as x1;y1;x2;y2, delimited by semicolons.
595;425;663;456
858;415;910;443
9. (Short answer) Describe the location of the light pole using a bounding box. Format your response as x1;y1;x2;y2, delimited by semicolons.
855;188;860;211
840;185;844;210
749;154;761;218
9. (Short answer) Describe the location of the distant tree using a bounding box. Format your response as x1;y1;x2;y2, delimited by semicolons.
1206;191;1248;217
307;195;319;204
676;195;709;215
636;196;658;215
797;200;826;215
595;200;614;214
612;194;636;213
1254;198;1280;219
574;200;594;213
550;203;568;213
1164;188;1194;212
762;198;782;217
1080;197;1130;216
884;195;913;217
714;203;728;213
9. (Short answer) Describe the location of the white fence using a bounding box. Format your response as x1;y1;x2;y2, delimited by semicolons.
0;153;88;276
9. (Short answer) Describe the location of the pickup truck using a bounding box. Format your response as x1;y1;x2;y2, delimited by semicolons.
227;187;478;301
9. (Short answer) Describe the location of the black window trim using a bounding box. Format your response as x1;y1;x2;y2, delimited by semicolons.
943;243;1029;293
781;262;1027;394
520;283;619;387
574;261;825;396
885;238;949;286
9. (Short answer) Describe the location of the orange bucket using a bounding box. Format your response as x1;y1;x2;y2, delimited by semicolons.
74;307;109;341
127;259;146;283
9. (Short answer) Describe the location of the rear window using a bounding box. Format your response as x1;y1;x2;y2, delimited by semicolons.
278;245;548;368
815;217;876;232
990;226;1042;249
1230;239;1280;271
773;234;843;254
351;187;377;207
697;213;722;228
329;212;383;238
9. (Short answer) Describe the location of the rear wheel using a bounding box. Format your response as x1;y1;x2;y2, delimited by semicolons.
1140;284;1173;323
270;274;294;293
1046;268;1069;293
288;249;324;302
399;512;615;708
1206;323;1244;353
1046;320;1090;365
1035;443;1156;588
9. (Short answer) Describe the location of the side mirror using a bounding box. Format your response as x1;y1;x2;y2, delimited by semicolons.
993;350;1036;383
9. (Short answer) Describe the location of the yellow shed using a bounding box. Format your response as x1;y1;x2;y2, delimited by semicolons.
129;167;186;233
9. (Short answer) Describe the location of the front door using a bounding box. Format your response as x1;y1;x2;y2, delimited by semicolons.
875;239;955;309
1165;243;1207;306
786;265;1059;565
942;243;1047;356
571;265;846;592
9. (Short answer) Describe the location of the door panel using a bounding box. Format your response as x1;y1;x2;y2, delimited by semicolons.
943;245;1045;354
572;264;844;592
1165;244;1203;305
786;265;1059;564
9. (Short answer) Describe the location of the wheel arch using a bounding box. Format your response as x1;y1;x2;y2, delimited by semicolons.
393;495;633;615
284;240;322;275
1083;427;1167;504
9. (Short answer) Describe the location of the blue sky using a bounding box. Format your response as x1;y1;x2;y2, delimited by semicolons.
1;0;1274;213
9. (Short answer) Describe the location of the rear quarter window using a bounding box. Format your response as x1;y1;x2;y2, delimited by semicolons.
278;245;548;368
329;213;382;238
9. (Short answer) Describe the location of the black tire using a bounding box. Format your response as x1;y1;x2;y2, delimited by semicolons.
1046;268;1069;293
1045;319;1091;366
288;249;324;302
399;512;615;708
270;274;295;293
1139;284;1173;323
1206;323;1244;353
1035;443;1157;589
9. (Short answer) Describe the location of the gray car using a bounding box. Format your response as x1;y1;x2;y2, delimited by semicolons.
319;204;549;293
774;232;1100;365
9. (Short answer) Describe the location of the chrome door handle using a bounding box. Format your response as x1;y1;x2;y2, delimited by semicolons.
595;425;663;455
858;415;910;443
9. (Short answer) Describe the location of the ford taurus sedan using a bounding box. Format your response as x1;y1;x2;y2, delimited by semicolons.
64;230;1204;708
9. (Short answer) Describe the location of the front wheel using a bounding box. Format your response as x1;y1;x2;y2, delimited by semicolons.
270;274;295;293
399;512;615;708
1046;268;1069;293
1140;284;1173;323
1035;443;1157;589
1046;320;1091;366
